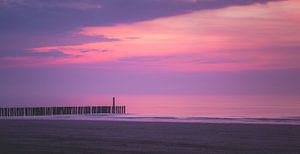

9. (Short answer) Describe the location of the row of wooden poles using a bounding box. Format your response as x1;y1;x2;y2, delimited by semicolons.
0;106;126;117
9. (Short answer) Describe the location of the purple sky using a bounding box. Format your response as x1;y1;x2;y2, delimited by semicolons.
0;0;299;106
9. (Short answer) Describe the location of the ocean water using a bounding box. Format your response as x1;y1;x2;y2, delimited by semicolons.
1;95;300;125
96;95;300;125
117;95;300;118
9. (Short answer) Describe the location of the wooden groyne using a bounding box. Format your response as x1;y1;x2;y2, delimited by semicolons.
0;97;126;117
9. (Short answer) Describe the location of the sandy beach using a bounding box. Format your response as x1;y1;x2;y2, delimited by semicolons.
0;120;299;154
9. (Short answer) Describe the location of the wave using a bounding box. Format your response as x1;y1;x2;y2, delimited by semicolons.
1;114;300;125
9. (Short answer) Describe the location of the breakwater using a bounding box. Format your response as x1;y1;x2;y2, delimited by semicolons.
0;97;125;117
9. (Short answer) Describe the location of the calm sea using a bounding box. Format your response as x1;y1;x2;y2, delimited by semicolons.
115;95;300;118
2;95;300;125
113;95;300;125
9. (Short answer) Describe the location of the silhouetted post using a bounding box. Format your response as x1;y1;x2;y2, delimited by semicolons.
112;97;116;114
23;107;26;116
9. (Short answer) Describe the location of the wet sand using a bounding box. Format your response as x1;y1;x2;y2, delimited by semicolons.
0;120;299;154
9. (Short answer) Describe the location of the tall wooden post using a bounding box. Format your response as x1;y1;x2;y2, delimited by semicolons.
112;97;116;114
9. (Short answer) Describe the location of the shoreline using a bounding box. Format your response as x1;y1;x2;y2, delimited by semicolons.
1;114;300;126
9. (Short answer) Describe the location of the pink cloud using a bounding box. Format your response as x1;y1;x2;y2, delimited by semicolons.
10;0;300;71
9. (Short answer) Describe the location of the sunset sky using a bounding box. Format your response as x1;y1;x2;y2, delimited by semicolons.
0;0;299;108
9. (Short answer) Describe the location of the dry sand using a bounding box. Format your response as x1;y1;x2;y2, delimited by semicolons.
0;120;299;154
